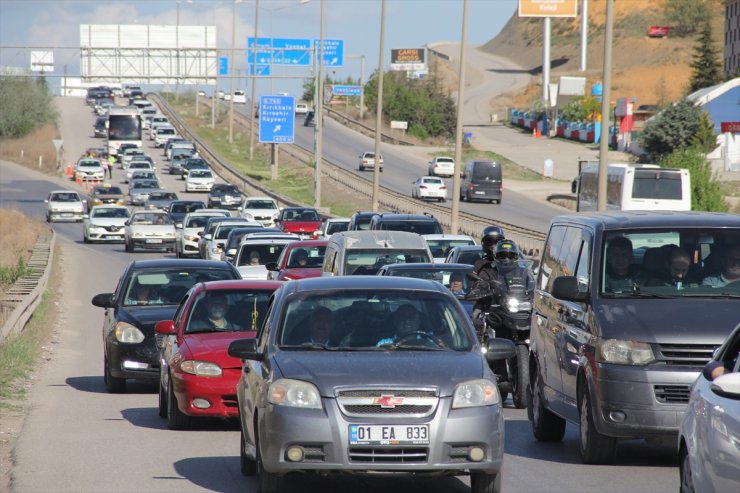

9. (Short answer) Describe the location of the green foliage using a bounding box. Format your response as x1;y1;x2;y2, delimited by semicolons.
0;77;58;138
659;147;727;212
363;70;456;139
662;0;711;37
689;20;723;93
560;96;601;123
690;111;718;154
0;256;29;287
302;77;315;105
641;99;704;162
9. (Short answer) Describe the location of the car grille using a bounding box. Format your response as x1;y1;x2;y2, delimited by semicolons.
654;384;691;404
222;395;238;409
654;343;716;367
104;225;122;232
336;388;438;418
155;333;165;349
348;447;428;463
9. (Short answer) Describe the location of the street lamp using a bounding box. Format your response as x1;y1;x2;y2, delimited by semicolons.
314;0;325;209
175;0;193;101
371;0;386;212
228;0;243;144
450;0;469;234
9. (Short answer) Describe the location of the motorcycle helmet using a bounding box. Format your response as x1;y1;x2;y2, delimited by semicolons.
495;239;520;265
481;226;506;256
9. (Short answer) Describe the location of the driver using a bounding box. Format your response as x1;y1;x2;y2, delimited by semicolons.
376;304;436;346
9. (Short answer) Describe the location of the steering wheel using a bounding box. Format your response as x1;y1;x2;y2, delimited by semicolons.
396;331;443;347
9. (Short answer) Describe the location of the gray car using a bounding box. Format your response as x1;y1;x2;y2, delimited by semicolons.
228;276;515;493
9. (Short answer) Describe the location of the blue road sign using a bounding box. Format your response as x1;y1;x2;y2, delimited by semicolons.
314;39;344;67
247;37;272;65
332;85;361;96
218;57;229;76
247;37;311;66
259;95;295;144
249;64;271;76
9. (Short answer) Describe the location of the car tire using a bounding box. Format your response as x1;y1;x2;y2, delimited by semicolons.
125;240;133;253
83;233;90;244
240;421;256;476
359;165;364;171
104;357;126;393
256;439;283;493
158;377;167;418
470;471;502;493
679;444;695;493
529;369;565;442
579;385;617;464
511;344;529;409
167;378;191;430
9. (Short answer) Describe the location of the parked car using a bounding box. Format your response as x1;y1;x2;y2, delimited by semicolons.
45;190;85;223
228;276;515;490
358;151;383;172
266;240;327;281
124;209;177;253
428;156;455;177
274;207;321;239
175;209;230;258
208;183;243;209
678;323;740;493
185;169;215;193
312;217;350;240
91;259;241;393
82;205;130;243
87;184;126;209
412;176;448;202
423;234;477;263
239;196;280;227
155;280;283;429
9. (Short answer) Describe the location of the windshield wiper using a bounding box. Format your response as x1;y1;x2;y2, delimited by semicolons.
674;292;740;299
280;343;338;351
379;343;446;351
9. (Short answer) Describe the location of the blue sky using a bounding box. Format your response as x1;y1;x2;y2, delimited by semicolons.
0;0;518;96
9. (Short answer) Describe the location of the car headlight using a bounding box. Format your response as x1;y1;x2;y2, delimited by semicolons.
597;339;654;365
243;213;254;221
180;360;222;377
50;206;61;212
185;235;199;242
505;296;531;313
133;231;144;238
452;379;500;408
268;378;322;409
114;322;145;343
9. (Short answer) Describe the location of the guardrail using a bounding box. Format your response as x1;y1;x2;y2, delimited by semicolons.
323;107;414;146
151;94;546;254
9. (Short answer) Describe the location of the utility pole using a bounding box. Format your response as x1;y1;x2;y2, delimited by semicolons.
580;0;588;72
359;55;365;120
597;0;614;211
371;0;386;212
542;17;551;104
228;0;237;143
314;0;325;209
450;0;468;234
248;0;261;161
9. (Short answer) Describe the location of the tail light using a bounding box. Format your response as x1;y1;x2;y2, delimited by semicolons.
499;184;503;192
440;186;447;190
420;185;428;189
468;184;475;190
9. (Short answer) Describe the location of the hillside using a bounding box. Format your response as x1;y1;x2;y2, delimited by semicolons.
480;0;727;109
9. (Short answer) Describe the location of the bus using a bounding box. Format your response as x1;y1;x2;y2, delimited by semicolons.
107;107;142;158
572;163;691;212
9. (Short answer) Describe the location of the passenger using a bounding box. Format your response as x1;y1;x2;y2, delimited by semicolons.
128;283;160;305
645;247;694;288
291;249;309;268
702;245;740;288
604;236;641;293
249;251;260;266
190;294;233;331
448;273;466;296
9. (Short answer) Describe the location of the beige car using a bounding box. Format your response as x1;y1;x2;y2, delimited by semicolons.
124;210;176;253
358;151;384;172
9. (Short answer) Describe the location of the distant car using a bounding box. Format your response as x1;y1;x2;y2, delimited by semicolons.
678;323;740;493
83;205;130;243
239;196;280;227
45;190;85;223
155;280;282;429
216;90;225;99
312;217;350;239
74;158;105;182
125;161;156;183
369;212;443;235
233;235;298;279
124;209;177;253
412;176;448;202
444;245;485;265
275;207;321;239
422;234;477;263
185;169;215;192
203;219;257;261
128;169;158;184
358;151;383;172
232;90;247;104
94;116;108;138
91;259;241;393
120;148;148;168
167;200;207;225
428;156;455;177
347;210;377;231
129;180;162;206
266;240;327;281
180;158;209;180
221;227;282;262
295;102;309;114
144;191;179;211
175;209;230;258
88;184;126;209
154;126;178;147
208;183;243;209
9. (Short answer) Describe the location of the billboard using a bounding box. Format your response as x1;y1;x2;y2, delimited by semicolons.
390;48;426;71
518;0;578;18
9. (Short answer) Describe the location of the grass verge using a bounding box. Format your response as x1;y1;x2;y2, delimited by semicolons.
429;148;544;181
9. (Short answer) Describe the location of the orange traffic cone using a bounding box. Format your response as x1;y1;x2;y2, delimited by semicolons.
65;162;73;177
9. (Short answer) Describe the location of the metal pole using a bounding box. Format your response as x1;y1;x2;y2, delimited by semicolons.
249;0;261;161
228;0;237;143
371;0;386;212
314;0;325;209
212;72;217;128
176;1;180;101
450;0;468;235
195;81;200;116
270;10;274;95
580;0;588;72
597;0;614;212
272;143;279;180
359;55;365;121
542;16;551;104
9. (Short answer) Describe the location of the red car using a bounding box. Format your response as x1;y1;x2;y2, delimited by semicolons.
275;207;321;239
266;240;327;281
154;279;282;429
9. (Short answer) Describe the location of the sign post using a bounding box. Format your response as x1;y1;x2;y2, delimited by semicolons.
52;139;64;172
259;95;296;180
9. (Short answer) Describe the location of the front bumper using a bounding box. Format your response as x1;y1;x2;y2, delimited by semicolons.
186;182;214;192
179;238;200;256
258;397;504;476
106;335;160;381
49;210;84;222
172;369;241;418
87;226;125;242
131;238;176;250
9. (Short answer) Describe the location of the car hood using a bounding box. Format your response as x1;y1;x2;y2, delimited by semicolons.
119;305;178;332
90;217;128;227
273;350;487;397
183;332;257;369
238;265;268;279
278;267;322;280
281;221;321;233
188;176;214;183
594;298;738;344
129;225;176;234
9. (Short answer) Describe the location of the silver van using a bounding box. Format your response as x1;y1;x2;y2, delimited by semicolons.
528;211;740;464
460;160;502;204
322;230;433;276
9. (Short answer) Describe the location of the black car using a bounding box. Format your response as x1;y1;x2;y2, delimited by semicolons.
208;183;243;210
369;212;443;235
180;158;209;180
347;210;378;231
94;116;108;138
167;200;206;224
91;259;241;393
222;226;280;262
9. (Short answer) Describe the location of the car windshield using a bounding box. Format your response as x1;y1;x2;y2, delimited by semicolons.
94;186;123;195
215;224;243;240
283;209;319;221
213;185;238;194
129;163;151;170
171;202;204;214
92;208;129;219
123;268;237;306
131;213;172;225
190;170;212;178
326;221;349;235
149;192;177;200
245;200;277;210
236;244;286;266
287;246;326;268
277;289;473;350
345;249;431;275
185;288;274;333
133;181;159;190
50;193;80;202
456;249;485;265
376;221;442;235
385;267;473;295
426;239;476;258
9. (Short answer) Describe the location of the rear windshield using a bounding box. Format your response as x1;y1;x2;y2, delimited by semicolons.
245;200;277;210
631;171;682;200
345;249;431;275
376;221;442;235
236;244;287;266
472;163;500;181
326;221;350;235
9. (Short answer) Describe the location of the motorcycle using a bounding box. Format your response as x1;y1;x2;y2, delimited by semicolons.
467;258;535;409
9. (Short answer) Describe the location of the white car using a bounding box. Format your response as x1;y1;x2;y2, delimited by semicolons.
45;190;85;223
125;161;156;183
154;126;178;147
74;159;105;182
120;148;146;168
232;90;246;103
203;219;260;261
358;151;383;172
428;156;455;177
313;217;350;239
124;209;176;253
185;169;215;192
295;102;309;114
149;121;172;141
239;196;280;227
233;237;297;279
412;176;447;202
175;209;231;258
83;205;130;243
147;115;168;133
422;234;477;263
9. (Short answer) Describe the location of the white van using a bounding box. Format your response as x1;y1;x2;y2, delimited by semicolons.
573;164;691;212
322;230;433;276
232;90;247;104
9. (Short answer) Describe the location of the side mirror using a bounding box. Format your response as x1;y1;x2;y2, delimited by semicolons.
227;248;236;256
485;338;517;362
710;373;740;400
175;223;182;229
91;292;115;308
571;179;578;194
551;276;587;302
155;320;176;335
44;199;49;203
204;234;212;240
124;221;130;226
265;262;279;272
228;338;261;361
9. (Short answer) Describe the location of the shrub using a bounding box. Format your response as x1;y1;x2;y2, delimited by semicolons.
0;77;58;138
659;147;727;212
641;99;704;162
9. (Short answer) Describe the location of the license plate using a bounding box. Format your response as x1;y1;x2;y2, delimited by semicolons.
349;424;429;446
474;191;486;195
146;239;162;244
62;213;73;217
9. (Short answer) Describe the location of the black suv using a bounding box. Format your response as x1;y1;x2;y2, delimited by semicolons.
348;211;377;231
368;212;443;235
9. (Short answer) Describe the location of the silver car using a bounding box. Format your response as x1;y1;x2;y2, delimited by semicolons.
228;276;515;492
124;210;176;253
176;210;230;258
45;190;85;223
83;205;130;243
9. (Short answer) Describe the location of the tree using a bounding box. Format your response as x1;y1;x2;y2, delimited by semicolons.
0;76;58;138
662;0;711;37
559;96;601;123
690;111;718;154
688;20;723;93
659;147;727;212
641;99;703;162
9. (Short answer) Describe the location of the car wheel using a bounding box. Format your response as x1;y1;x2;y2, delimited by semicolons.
46;214;51;223
240;421;256;476
83;233;90;243
529;369;565;442
125;240;133;253
167;378;191;430
579;385;617;464
256;438;283;493
679;444;695;493
359;165;364;171
511;344;529;409
470;471;502;493
158;376;167;418
104;357;126;393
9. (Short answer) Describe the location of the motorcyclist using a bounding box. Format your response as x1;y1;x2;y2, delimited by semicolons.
469;226;506;334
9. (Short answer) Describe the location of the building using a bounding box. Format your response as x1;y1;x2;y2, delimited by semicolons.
726;0;740;77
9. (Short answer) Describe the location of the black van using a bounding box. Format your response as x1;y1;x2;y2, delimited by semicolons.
460;160;502;204
528;211;740;464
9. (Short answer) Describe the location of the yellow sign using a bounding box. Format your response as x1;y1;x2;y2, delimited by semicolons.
518;0;578;18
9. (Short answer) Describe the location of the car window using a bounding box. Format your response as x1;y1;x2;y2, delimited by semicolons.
92;208;129;218
236;244;286;266
184;288;273;334
123;268;238;307
539;225;568;292
344;249;431;275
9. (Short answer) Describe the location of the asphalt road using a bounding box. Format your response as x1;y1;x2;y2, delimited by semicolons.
2;97;682;492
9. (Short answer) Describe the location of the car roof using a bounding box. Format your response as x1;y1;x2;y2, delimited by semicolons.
422;234;475;241
284;239;328;248
129;259;235;270
450;245;483;251
192;279;284;292
381;262;473;271
332;230;430;248
372;213;439;221
551;211;740;229
282;275;450;294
